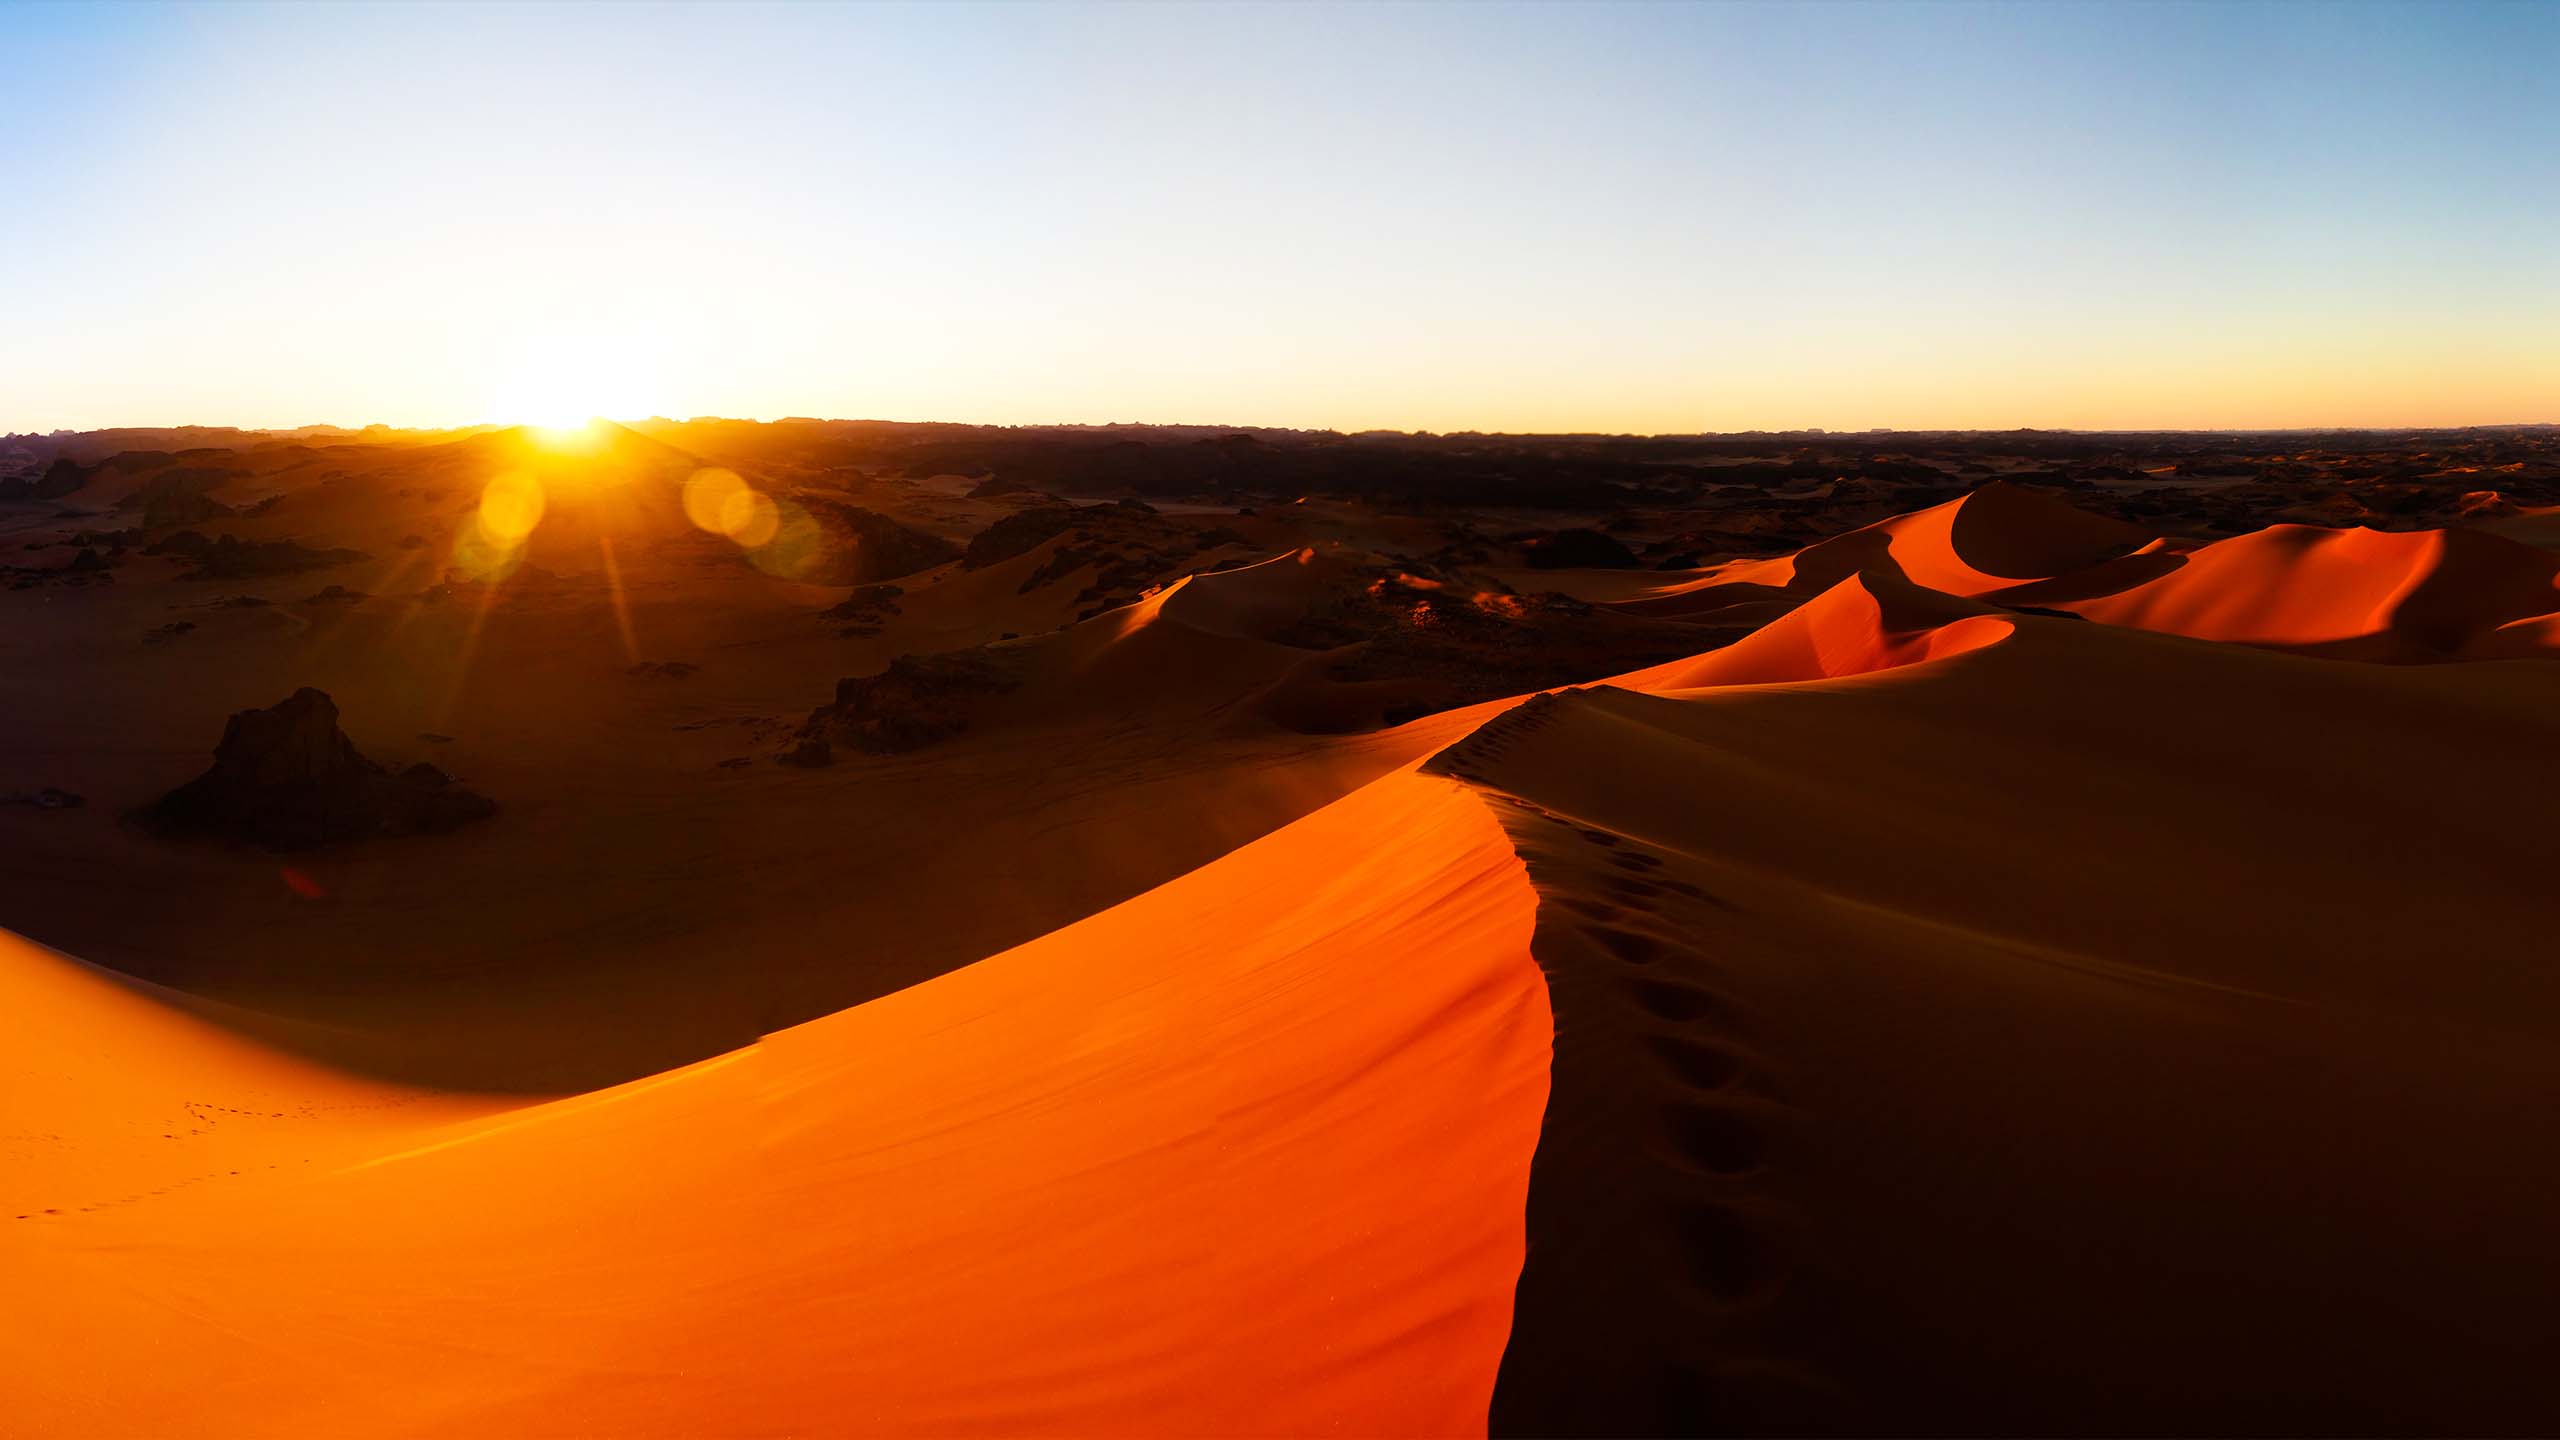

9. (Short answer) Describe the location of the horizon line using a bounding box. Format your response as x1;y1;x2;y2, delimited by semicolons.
12;414;2560;443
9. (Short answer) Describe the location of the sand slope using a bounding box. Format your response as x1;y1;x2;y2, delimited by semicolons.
1438;605;2560;1433
2;772;1546;1437
0;930;496;1222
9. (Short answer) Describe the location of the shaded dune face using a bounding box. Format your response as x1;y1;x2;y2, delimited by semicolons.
1430;609;2560;1434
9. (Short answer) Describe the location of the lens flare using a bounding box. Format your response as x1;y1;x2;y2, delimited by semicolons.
721;489;782;548
683;467;782;547
477;471;547;546
683;468;749;534
743;500;831;581
451;470;546;580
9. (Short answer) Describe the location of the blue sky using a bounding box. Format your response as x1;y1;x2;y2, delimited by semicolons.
4;1;2553;432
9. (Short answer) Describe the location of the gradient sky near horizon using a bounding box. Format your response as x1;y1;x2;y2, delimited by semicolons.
5;0;2554;435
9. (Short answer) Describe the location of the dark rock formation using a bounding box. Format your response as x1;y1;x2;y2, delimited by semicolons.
792;500;962;584
821;583;903;620
1519;527;1642;569
124;469;238;529
1;786;84;810
799;651;1025;755
821;583;904;635
144;530;367;580
962;507;1085;570
142;688;494;850
0;458;90;504
778;736;833;768
961;505;1253;615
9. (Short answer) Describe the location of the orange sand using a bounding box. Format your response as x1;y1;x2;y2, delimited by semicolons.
3;773;1546;1436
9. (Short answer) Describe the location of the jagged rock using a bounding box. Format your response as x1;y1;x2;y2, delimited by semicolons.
962;507;1084;569
791;500;962;584
800;651;1025;755
821;583;904;620
144;530;367;580
0;458;90;503
778;736;833;768
1;787;83;810
1518;528;1641;569
142;688;494;850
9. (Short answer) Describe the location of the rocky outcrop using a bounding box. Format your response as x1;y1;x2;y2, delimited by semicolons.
0;458;90;504
1518;527;1641;569
961;507;1086;570
142;688;494;850
798;652;1025;755
794;500;962;584
144;531;367;580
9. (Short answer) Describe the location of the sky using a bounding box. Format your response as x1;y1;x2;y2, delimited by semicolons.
3;0;2553;434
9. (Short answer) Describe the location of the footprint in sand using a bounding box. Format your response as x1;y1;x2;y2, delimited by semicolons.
1586;923;1671;966
1628;976;1726;1022
1674;1199;1778;1300
1650;1034;1745;1092
1664;1100;1765;1175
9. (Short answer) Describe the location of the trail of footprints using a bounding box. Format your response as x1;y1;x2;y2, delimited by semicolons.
1493;791;1790;1306
1434;698;1809;1417
12;1092;439;1222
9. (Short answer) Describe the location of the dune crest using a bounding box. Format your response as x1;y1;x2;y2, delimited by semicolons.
1608;480;2560;665
1619;480;2159;617
2065;522;2560;659
1624;569;2013;689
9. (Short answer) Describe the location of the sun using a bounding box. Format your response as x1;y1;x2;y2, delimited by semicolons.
491;338;656;436
528;418;605;452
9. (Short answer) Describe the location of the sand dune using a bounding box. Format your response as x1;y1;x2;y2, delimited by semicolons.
1602;480;2560;663
1437;609;2560;1432
2;773;1546;1436
1614;481;2161;617
2065;522;2560;659
1620;568;2013;688
0;929;495;1222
